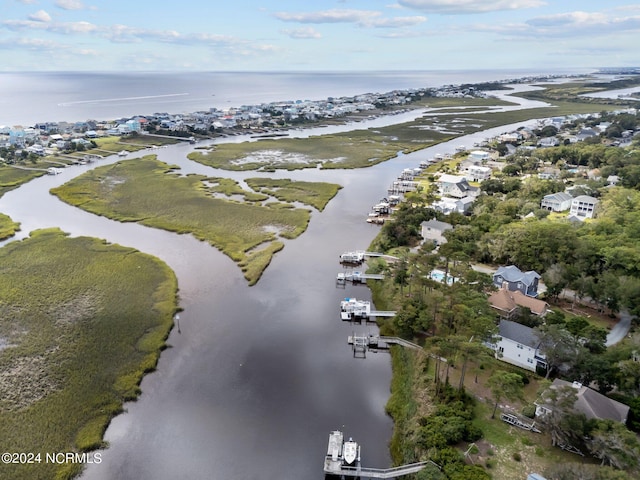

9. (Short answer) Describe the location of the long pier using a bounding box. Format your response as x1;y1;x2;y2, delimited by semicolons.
337;271;385;285
327;462;433;478
340;251;399;264
348;334;421;357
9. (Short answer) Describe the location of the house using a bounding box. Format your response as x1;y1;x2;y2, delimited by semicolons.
468;150;490;162
540;192;573;212
420;219;453;247
462;165;492;182
537;167;561;180
535;379;629;423
490;319;547;373
493;265;541;297
569;195;599;219
430;196;475;215
488;286;549;320
607;175;620;186
436;174;479;199
577;128;598;142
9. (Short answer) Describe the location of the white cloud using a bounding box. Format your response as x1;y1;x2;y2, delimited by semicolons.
527;11;609;27
0;37;61;52
275;9;382;25
55;0;85;10
472;10;640;38
397;0;545;14
274;8;425;28
3;19;98;34
28;10;51;22
370;16;426;28
280;27;322;39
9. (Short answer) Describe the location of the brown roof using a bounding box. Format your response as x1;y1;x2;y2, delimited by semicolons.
488;288;548;316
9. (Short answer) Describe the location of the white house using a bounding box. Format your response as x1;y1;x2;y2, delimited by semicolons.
420;219;453;247
430;196;475;215
436;174;479;199
569;195;599;219
463;165;492;182
540;192;573;212
468;150;490;162
491;319;547;373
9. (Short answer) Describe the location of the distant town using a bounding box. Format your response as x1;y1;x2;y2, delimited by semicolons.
0;73;577;161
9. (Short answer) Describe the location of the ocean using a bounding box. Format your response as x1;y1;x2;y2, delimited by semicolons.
0;69;593;127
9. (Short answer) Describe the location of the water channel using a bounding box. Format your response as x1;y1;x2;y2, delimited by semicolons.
0;91;547;479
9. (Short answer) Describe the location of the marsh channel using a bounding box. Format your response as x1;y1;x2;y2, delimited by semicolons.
0;89;546;479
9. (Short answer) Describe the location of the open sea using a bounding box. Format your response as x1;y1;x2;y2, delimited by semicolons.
0;69;593;127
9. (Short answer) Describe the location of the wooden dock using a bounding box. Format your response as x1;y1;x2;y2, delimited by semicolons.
339;250;399;264
336;271;385;285
348;334;421;356
323;429;436;478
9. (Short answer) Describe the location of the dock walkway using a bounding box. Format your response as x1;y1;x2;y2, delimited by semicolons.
348;334;422;355
329;462;433;478
337;271;385;285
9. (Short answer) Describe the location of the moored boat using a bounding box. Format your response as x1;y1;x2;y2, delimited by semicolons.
343;437;358;465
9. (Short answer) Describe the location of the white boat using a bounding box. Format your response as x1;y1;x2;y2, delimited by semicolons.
343;437;359;465
118;150;128;156
340;251;365;263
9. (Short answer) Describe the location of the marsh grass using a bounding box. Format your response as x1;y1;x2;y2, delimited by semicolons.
0;212;20;240
245;178;342;211
0;165;45;198
50;157;321;285
0;228;178;480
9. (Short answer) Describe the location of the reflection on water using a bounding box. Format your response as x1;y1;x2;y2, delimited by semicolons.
0;105;543;480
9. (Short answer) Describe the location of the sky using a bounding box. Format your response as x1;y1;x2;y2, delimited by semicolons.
0;0;639;72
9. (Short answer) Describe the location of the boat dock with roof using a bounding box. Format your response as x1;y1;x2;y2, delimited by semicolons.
340;298;396;321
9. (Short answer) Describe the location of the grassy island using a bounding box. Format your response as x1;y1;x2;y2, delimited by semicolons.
0;228;178;480
51;156;340;285
0;213;20;240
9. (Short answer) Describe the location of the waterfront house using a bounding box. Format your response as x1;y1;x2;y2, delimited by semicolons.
540;192;573;212
493;265;541;297
490;319;547;373
535;379;629;423
430;196;475;215
436;174;478;199
420;219;453;247
462;165;492;182
468;150;491;162
569;195;599;219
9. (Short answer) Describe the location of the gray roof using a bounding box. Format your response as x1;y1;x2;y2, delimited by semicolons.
571;195;598;204
420;219;453;232
542;192;573;203
494;265;540;286
499;319;540;349
551;379;629;423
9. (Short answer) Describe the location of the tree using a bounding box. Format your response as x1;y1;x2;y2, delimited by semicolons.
487;371;524;418
536;384;588;448
587;420;640;472
535;324;581;378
